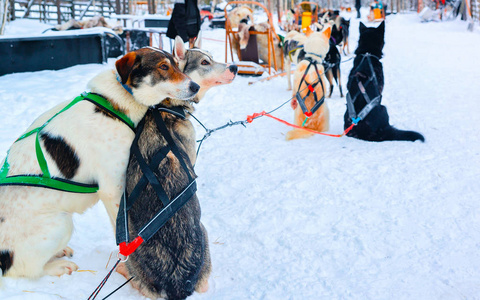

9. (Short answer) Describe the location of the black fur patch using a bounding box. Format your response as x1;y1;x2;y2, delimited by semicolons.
0;250;14;276
331;24;343;46
41;133;80;179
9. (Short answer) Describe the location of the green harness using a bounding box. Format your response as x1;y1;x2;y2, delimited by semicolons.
0;92;135;194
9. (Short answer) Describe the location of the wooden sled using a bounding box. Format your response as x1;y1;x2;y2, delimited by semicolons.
224;1;282;75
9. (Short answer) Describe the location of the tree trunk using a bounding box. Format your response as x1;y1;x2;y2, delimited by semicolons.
8;0;14;20
56;0;61;24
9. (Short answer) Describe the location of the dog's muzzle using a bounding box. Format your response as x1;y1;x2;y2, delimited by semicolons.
229;65;238;75
189;82;200;94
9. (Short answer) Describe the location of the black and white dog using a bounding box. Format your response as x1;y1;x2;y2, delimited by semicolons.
0;48;199;278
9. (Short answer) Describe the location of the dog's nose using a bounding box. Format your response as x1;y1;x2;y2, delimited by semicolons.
189;81;200;94
229;64;238;74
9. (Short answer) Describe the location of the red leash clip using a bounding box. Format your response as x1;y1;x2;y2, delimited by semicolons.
119;236;144;257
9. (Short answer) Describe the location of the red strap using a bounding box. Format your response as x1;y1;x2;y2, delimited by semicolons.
119;236;144;256
308;85;315;93
247;111;356;138
246;111;267;123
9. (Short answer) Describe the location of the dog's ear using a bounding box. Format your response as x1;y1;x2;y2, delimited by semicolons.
115;51;137;84
359;22;367;33
378;20;385;34
305;26;314;37
194;31;202;48
322;26;332;39
174;36;187;60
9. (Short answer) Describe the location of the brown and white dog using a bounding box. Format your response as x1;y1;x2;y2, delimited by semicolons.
0;48;199;278
286;27;332;141
228;5;283;71
115;36;237;299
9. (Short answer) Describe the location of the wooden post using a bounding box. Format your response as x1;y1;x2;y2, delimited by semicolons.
9;0;14;20
71;0;76;19
211;0;216;12
115;0;120;13
277;0;282;22
56;0;61;24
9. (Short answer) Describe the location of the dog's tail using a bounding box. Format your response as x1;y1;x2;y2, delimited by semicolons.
0;250;14;277
386;127;425;142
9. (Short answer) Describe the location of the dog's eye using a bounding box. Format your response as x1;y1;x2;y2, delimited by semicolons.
201;60;210;65
159;64;169;71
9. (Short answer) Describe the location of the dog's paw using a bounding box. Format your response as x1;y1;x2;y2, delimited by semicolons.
286;129;314;141
116;262;130;279
55;247;74;258
44;260;79;277
195;278;209;293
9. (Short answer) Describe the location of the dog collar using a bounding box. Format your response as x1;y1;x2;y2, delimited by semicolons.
116;73;134;95
305;52;324;61
153;105;186;119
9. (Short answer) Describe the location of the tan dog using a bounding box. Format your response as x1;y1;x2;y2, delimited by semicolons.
227;5;254;55
286;27;332;141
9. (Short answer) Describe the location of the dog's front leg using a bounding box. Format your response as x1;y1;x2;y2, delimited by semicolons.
99;188;124;230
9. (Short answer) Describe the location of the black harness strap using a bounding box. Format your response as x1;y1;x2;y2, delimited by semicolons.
116;106;197;246
295;57;326;117
152;109;194;183
346;53;382;123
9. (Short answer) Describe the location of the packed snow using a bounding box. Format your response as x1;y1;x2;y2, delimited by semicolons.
1;10;480;300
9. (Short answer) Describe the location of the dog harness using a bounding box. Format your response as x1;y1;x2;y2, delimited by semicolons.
346;53;382;124
295;56;327;118
0;92;135;193
116;106;197;257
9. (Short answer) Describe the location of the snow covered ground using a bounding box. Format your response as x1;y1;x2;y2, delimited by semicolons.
1;11;480;300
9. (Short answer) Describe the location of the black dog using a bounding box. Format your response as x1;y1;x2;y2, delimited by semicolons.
330;23;343;46
324;37;343;97
340;18;350;55
344;21;425;142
